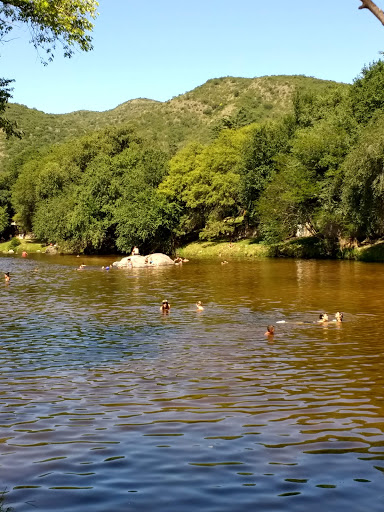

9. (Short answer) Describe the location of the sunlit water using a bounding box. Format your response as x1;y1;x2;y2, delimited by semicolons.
1;254;384;511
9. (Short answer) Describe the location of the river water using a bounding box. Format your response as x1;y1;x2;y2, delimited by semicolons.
0;254;383;512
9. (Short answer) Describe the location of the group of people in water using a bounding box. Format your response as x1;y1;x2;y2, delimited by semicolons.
318;312;343;323
265;311;344;336
160;299;204;312
160;298;343;338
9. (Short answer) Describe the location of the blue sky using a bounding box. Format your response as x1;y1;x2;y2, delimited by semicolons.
2;0;384;114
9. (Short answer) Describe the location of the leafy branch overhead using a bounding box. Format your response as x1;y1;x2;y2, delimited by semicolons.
359;0;384;25
0;0;99;63
0;0;98;138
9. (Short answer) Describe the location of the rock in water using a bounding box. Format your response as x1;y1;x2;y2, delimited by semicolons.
112;253;174;268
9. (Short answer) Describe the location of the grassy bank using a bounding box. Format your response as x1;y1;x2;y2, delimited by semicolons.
177;237;384;262
176;240;269;259
0;239;47;254
339;241;384;262
2;236;384;262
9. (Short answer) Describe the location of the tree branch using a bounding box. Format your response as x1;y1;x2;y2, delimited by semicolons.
359;0;384;26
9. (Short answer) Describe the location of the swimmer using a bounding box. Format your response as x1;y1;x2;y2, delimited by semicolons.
221;260;229;265
265;325;275;336
196;301;204;311
334;311;343;322
318;313;329;323
4;272;10;282
160;299;171;312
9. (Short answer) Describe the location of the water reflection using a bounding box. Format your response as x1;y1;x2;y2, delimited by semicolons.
0;256;383;511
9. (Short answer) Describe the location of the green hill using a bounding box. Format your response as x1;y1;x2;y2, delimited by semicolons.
0;74;348;170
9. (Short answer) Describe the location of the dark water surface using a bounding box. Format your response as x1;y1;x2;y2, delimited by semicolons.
1;255;384;512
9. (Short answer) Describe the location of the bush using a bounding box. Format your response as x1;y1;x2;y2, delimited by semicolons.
9;237;21;249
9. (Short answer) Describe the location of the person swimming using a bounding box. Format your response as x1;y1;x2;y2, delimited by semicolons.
334;311;343;322
4;272;10;282
265;325;275;336
160;299;171;312
196;301;204;311
318;313;329;323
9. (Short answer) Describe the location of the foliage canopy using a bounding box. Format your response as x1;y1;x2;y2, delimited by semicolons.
4;61;384;254
0;0;98;137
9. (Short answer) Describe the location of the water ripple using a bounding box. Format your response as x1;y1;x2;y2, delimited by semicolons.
0;257;384;511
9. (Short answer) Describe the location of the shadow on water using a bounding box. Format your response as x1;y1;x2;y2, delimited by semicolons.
0;255;384;511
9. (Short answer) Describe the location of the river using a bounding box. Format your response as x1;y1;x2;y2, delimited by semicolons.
0;255;383;512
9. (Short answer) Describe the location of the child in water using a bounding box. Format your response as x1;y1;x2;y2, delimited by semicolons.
318;313;329;323
160;300;171;312
4;272;10;282
265;325;275;336
196;301;204;311
334;311;343;322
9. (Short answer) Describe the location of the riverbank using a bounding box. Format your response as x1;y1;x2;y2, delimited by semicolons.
177;237;384;262
176;239;270;260
3;236;384;262
0;239;48;254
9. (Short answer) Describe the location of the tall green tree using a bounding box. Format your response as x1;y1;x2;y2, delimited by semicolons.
239;117;295;227
258;106;356;242
341;115;384;239
159;127;251;241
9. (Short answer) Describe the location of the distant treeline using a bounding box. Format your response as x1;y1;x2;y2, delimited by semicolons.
2;61;384;254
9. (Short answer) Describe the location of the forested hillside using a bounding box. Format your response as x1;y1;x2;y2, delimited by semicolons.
1;75;342;167
3;64;384;257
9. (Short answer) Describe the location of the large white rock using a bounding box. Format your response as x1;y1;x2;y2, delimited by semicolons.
112;253;174;268
146;253;175;266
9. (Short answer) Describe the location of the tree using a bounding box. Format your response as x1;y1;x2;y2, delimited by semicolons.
350;59;384;124
257;102;357;242
341;116;384;239
239;117;295;227
359;0;384;26
12;126;173;253
0;0;98;61
257;155;319;242
0;0;98;136
159;127;251;242
0;78;20;138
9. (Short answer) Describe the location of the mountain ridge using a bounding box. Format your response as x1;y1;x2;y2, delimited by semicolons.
1;74;348;170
